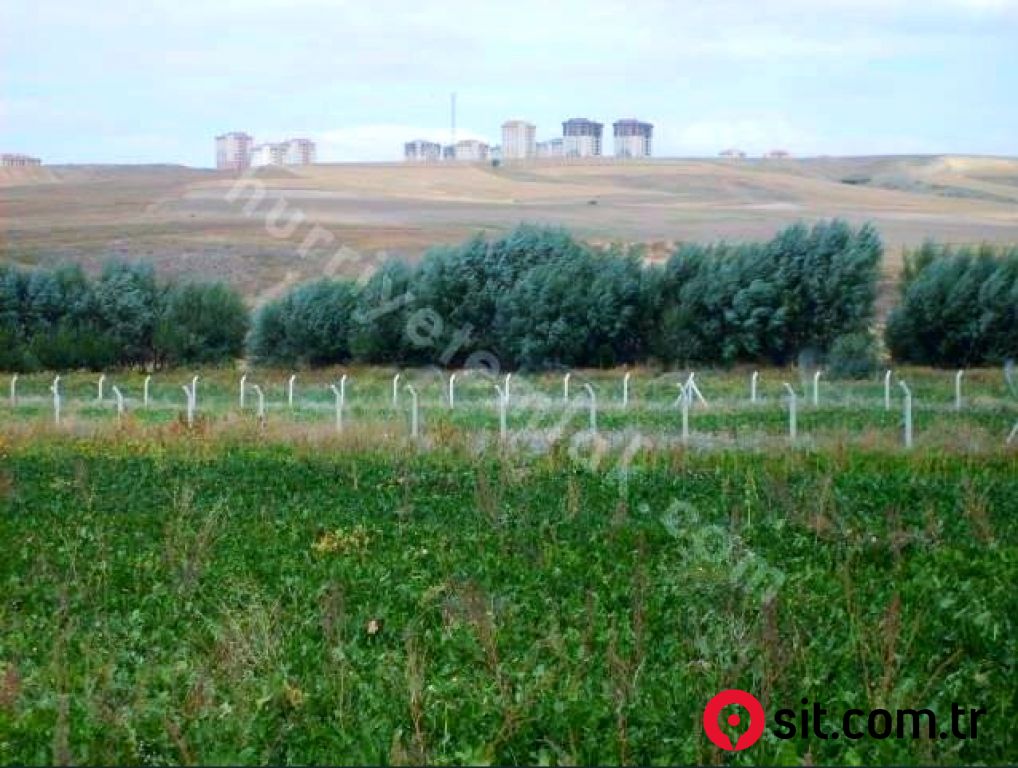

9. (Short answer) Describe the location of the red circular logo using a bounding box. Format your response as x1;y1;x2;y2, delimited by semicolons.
703;689;765;751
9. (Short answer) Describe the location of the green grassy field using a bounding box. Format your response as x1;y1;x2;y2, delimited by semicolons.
1;366;1017;764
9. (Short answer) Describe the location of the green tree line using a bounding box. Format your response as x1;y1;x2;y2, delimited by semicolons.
0;262;248;371
251;221;885;371
3;225;1013;372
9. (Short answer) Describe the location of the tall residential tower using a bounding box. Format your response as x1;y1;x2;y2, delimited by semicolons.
562;118;603;157
215;132;253;170
613;120;653;158
501;120;536;160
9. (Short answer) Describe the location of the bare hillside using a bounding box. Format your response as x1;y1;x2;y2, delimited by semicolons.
2;156;1017;300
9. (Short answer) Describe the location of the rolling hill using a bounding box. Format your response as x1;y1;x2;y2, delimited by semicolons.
3;155;1017;302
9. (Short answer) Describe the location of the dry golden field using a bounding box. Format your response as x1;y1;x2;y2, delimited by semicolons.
3;155;1018;302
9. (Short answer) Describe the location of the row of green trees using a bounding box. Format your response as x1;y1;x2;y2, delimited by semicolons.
886;242;1018;366
4;225;1012;373
251;221;884;370
0;262;248;371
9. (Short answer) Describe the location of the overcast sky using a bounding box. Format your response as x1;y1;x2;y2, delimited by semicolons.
2;0;1017;165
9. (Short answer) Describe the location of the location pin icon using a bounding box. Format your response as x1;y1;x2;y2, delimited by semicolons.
703;690;766;751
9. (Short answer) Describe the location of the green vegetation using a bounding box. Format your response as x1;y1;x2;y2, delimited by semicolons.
0;437;1015;764
0;262;249;372
6;225;1015;374
252;221;882;370
886;243;1018;367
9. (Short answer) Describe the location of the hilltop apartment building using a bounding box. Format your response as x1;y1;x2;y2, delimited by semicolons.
405;139;442;162
501;120;537;160
453;139;489;162
536;138;564;158
562;118;603;158
215;132;254;170
613;119;653;158
1;153;42;167
285;138;316;165
217;133;315;169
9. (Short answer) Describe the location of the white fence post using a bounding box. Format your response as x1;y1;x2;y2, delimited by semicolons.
288;374;297;410
686;372;707;406
9;374;16;407
333;374;349;433
143;375;151;408
51;376;61;425
405;384;419;439
97;374;106;403
329;385;342;433
448;373;457;409
113;386;125;423
191;376;199;413
182;384;194;428
885;370;893;412
341;374;348;429
504;373;512;406
783;383;797;442
239;374;247;409
563;372;572;403
955;370;964;411
899;381;913;449
494;384;508;442
252;384;265;425
751;371;759;404
680;382;690;444
623;372;631;409
813;371;822;407
392;373;401;407
583;383;597;434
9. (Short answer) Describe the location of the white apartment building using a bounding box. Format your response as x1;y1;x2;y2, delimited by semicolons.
250;143;288;167
405;139;442;162
613;120;653;158
536;138;564;158
453;139;489;162
215;132;253;170
1;153;42;167
501;120;536;160
562;118;603;158
285;138;316;165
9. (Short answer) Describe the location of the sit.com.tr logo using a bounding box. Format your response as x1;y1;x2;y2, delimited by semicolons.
703;689;766;751
704;689;987;751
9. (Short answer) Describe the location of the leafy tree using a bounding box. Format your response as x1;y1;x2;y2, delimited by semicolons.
650;221;881;366
249;279;356;366
0;262;250;371
827;332;879;379
92;261;161;365
886;243;1018;366
156;282;249;366
348;261;415;364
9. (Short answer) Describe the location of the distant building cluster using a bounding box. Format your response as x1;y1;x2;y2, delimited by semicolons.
404;117;654;163
720;148;793;160
2;153;42;167
215;132;316;170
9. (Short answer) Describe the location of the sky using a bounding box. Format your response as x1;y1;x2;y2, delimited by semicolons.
2;0;1017;166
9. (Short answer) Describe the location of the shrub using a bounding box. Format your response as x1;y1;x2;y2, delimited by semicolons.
651;220;882;365
827;332;879;379
0;262;250;372
156;282;249;366
885;243;1018;366
249;279;357;366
